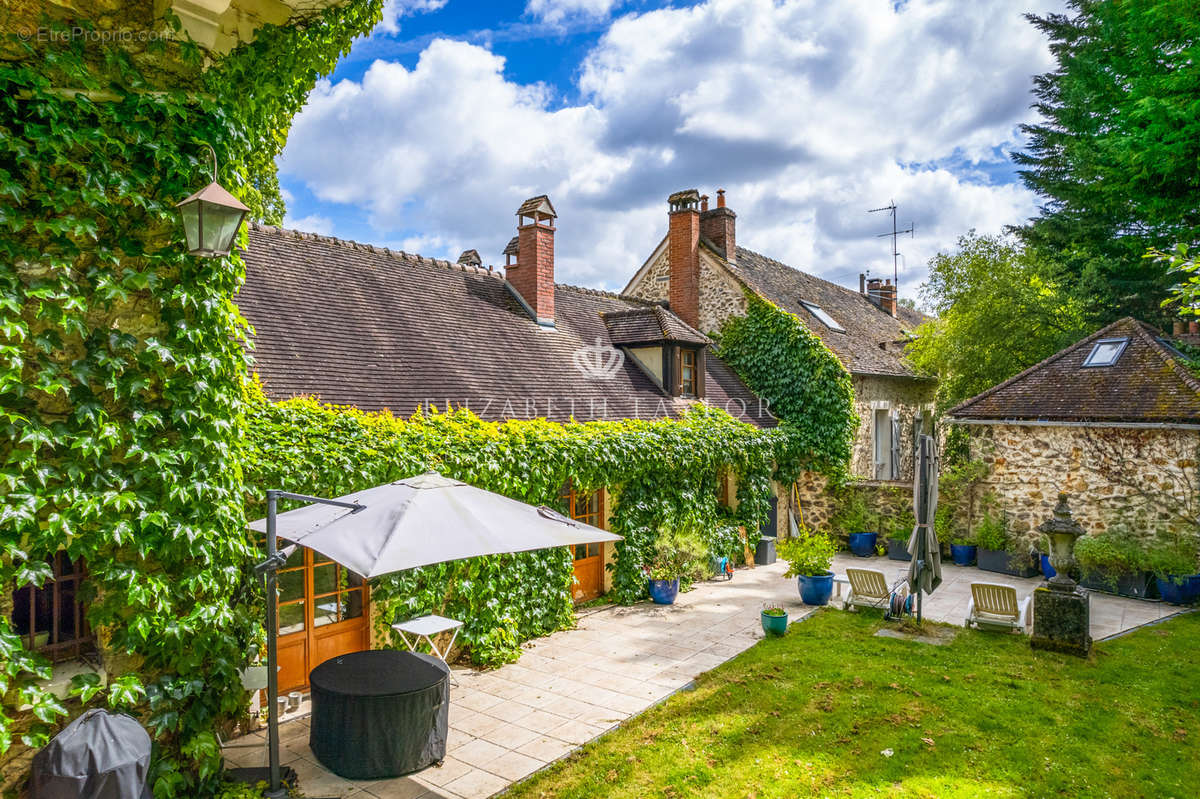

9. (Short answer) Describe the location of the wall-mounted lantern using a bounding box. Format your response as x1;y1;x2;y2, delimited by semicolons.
176;144;249;257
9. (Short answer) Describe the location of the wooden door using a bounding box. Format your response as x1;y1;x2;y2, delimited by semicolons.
275;545;370;693
562;487;605;603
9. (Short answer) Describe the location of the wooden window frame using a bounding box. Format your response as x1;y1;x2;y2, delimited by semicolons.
10;553;94;663
561;484;605;560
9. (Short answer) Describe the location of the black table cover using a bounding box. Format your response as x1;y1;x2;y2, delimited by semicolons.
309;650;449;780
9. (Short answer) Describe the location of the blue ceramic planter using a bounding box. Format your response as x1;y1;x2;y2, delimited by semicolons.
648;578;679;605
797;571;834;606
1157;574;1200;605
1040;554;1056;579
847;532;878;557
761;610;788;636
950;544;977;566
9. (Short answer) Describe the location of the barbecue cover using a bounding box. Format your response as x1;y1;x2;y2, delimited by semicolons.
309;650;449;780
32;709;153;799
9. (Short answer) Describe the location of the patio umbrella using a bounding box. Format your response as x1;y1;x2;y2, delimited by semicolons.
247;471;621;576
245;471;622;797
907;434;942;620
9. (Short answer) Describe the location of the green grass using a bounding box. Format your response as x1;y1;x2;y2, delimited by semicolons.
505;610;1200;799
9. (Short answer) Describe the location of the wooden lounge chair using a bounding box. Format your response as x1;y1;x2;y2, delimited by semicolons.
966;582;1030;632
843;568;905;611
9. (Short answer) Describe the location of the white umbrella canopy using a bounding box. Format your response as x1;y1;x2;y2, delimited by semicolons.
247;471;622;578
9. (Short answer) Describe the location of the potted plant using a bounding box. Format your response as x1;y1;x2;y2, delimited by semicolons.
1146;532;1200;605
1075;525;1152;598
778;530;838;605
886;533;911;561
976;511;1038;578
949;532;977;567
760;604;788;635
834;492;878;557
644;530;707;605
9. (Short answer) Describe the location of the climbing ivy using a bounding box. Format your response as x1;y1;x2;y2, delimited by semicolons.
715;291;858;483
241;384;786;663
0;5;380;795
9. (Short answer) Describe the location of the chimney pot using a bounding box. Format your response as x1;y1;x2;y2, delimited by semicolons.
716;189;726;208
700;194;709;212
859;273;866;294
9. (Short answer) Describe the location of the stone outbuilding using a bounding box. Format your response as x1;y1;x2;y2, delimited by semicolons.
947;317;1200;545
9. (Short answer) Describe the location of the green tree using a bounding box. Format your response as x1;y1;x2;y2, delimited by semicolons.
1012;0;1200;326
907;232;1089;411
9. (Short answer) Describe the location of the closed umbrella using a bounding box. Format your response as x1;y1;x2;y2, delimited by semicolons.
248;471;621;577
907;435;941;620
245;471;622;797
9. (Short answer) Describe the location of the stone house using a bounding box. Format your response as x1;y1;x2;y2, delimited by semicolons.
947;317;1200;546
622;189;937;534
234;196;773;693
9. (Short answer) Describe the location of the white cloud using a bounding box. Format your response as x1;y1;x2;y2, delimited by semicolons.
282;213;335;236
526;0;620;26
280;0;1064;298
376;0;448;35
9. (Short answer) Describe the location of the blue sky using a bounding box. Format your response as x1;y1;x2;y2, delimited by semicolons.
278;0;1064;300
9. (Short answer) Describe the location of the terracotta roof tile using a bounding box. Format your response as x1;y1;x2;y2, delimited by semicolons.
237;224;773;428
732;247;928;378
948;317;1200;424
603;306;710;346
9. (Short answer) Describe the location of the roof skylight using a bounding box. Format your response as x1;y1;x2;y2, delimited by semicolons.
1083;337;1129;367
799;300;845;333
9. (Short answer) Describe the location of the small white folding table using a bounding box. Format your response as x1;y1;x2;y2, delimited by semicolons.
391;614;463;684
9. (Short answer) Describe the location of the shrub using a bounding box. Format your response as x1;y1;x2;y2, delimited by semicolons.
1075;525;1147;576
778;530;838;578
975;511;1008;551
643;530;709;583
1145;529;1199;580
831;492;874;538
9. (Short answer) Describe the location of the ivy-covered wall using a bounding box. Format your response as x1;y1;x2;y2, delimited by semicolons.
0;4;382;795
240;385;789;665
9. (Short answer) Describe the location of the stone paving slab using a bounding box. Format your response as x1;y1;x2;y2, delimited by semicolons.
225;555;1182;798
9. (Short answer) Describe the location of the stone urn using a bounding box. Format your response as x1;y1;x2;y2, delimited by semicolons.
1038;493;1085;592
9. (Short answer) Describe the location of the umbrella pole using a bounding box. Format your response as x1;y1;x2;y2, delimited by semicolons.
265;492;286;799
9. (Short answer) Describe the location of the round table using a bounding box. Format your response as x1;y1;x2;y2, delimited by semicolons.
309;650;449;780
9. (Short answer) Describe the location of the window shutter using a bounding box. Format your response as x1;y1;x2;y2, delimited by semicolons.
672;346;682;396
890;415;901;480
696;348;706;399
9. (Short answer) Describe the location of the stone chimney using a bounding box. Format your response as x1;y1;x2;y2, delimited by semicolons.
700;187;736;262
667;189;702;330
505;195;557;327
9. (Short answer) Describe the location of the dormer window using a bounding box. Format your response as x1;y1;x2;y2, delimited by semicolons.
799;300;845;332
1083;337;1129;367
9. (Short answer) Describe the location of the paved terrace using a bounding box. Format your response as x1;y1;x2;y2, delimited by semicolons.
227;554;1181;799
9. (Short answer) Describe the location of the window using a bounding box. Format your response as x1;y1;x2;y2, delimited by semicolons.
1083;337;1129;367
799;300;845;332
680;348;698;397
10;552;93;663
561;485;603;561
873;408;900;481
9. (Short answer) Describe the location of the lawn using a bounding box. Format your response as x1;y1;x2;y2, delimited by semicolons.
504;609;1199;799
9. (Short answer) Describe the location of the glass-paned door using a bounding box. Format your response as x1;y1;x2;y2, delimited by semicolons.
273;544;370;693
561;487;605;602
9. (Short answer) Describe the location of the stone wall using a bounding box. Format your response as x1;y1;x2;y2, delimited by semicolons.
625;246;746;335
849;374;937;482
966;423;1200;546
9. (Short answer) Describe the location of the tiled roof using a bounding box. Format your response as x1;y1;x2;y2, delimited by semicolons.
731;247;928;378
948;317;1200;425
237;224;773;428
603;306;710;346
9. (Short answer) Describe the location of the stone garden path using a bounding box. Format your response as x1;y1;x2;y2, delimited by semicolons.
226;555;1182;799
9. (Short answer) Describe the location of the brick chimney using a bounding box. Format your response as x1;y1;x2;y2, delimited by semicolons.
700;187;736;262
505;195;556;327
667;189;702;330
863;276;896;316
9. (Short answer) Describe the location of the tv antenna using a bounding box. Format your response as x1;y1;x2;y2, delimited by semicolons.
868;201;914;291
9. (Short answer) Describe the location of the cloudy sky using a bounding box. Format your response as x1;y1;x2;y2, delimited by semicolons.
278;0;1064;302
